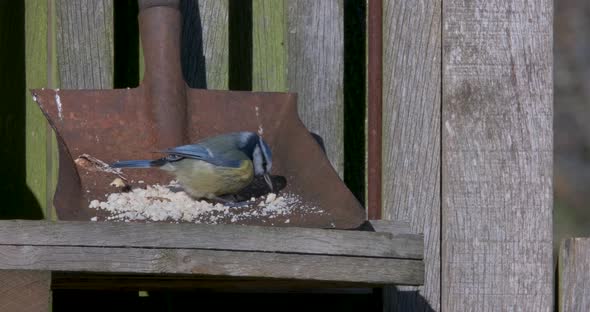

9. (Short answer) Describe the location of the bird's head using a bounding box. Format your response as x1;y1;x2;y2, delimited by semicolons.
239;132;273;191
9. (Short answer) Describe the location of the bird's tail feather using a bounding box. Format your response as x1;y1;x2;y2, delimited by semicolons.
111;159;163;168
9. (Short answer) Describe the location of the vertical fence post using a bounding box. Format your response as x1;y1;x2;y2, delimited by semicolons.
286;0;345;177
442;0;553;310
559;238;590;311
381;0;442;310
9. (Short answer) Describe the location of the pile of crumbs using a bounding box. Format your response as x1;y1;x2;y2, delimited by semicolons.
88;181;324;224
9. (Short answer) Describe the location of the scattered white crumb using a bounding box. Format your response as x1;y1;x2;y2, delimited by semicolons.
265;193;277;204
89;199;100;209
138;180;144;184
90;216;98;222
88;181;324;224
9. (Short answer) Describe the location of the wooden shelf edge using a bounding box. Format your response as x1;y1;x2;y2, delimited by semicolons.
0;220;425;286
0;220;424;259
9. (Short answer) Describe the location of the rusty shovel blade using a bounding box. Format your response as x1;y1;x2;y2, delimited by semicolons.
31;2;365;229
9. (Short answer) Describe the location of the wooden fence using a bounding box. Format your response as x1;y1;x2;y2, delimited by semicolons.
0;0;554;311
560;238;590;311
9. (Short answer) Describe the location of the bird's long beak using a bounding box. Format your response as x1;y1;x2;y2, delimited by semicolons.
263;173;273;192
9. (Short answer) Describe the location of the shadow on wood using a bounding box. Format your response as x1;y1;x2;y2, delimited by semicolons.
383;286;435;312
54;288;383;312
0;0;44;220
180;0;207;88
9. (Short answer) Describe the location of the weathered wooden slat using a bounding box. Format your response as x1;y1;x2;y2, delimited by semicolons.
0;245;423;286
286;0;344;176
0;220;422;260
25;0;51;220
559;238;590;311
442;0;553;310
0;270;51;312
55;0;113;89
51;1;113;221
382;0;441;310
252;0;286;92
182;0;229;89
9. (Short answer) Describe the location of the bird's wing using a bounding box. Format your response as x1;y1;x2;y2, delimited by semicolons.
161;144;244;168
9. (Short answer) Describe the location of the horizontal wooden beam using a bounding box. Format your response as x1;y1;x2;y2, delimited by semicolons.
0;245;423;286
0;220;424;286
0;220;423;259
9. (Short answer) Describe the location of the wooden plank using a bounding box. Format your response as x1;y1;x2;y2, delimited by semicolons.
0;220;423;260
0;270;51;312
47;0;59;222
381;0;441;310
559;238;590;311
52;1;113;221
25;0;51;219
252;0;286;92
182;0;229;89
56;0;113;89
442;0;553;310
0;245;423;286
286;0;344;176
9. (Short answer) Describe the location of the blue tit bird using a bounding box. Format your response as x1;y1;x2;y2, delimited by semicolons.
111;131;273;203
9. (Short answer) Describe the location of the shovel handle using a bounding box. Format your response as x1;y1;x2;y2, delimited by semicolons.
138;0;187;147
138;0;180;11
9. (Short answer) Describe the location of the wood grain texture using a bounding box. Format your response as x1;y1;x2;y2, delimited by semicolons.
182;0;228;89
25;0;50;219
0;220;422;260
559;238;590;311
0;246;423;286
382;0;441;310
286;0;344;176
55;0;113;89
442;0;553;310
253;0;286;92
0;271;50;312
52;1;113;220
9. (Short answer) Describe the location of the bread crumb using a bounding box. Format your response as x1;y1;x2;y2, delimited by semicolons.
88;181;324;224
265;193;277;204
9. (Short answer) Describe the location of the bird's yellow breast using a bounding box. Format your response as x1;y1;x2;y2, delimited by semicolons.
166;159;254;199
